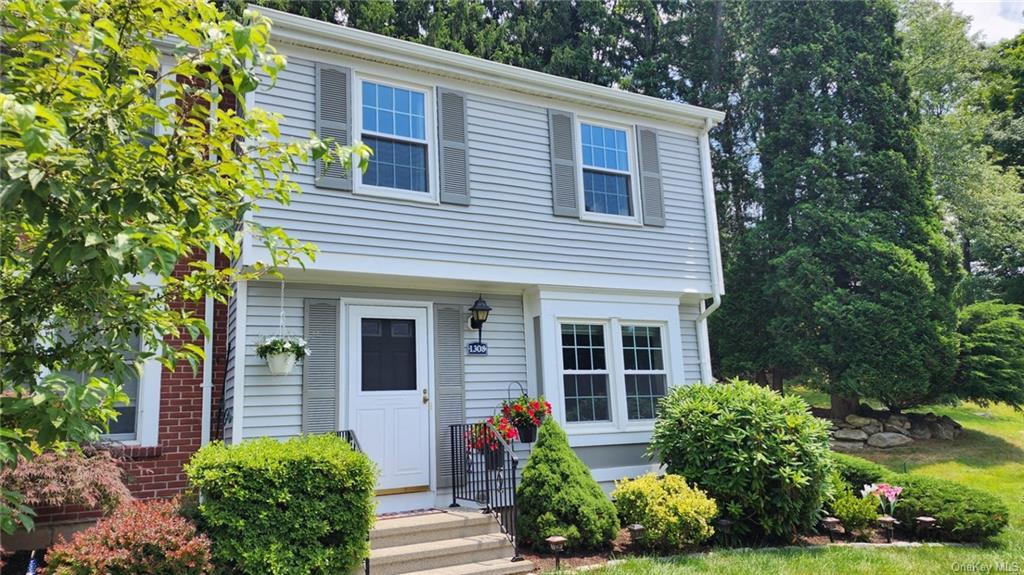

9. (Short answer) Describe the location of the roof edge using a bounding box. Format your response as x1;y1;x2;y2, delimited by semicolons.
253;6;726;128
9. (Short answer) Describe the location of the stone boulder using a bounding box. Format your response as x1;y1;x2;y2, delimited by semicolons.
832;440;865;451
867;432;914;448
834;428;869;441
883;423;910;436
908;426;932;440
862;421;884;435
845;414;878;427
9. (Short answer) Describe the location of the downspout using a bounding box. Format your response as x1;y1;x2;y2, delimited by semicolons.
201;246;214;446
695;118;724;383
697;117;723;323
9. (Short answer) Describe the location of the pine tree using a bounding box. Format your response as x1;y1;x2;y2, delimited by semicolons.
744;0;961;414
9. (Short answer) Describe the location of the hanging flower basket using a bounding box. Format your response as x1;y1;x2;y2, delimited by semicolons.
256;336;309;376
500;395;552;444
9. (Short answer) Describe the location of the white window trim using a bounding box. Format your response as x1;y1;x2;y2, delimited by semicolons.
620;321;670;426
103;340;162;447
353;74;440;205
555;317;672;435
576;117;643;226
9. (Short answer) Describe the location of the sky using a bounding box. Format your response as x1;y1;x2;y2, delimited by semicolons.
951;0;1024;43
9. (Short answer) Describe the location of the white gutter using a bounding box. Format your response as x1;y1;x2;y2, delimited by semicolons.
201;246;214;446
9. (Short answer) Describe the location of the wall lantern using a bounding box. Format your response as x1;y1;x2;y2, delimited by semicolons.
468;295;492;343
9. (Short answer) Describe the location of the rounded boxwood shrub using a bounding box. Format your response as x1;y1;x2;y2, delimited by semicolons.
889;473;1009;542
831;452;892;489
612;473;717;551
185;434;376;575
830;487;879;541
648;379;833;541
516;418;618;551
46;498;212;575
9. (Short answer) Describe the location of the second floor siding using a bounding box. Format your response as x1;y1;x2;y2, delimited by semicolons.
253;51;714;292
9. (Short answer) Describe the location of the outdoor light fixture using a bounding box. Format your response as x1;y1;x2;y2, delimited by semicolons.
915;516;936;541
822;516;841;543
713;518;734;537
468;295;492;343
546;535;567;571
878;515;898;543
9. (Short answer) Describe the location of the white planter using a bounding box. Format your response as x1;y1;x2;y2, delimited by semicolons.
266;352;297;375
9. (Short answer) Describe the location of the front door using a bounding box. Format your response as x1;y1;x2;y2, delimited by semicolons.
347;305;431;494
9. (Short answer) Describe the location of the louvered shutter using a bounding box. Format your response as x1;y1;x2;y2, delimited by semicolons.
548;109;579;217
437;88;471;206
636;126;666;227
303;299;339;434
315;63;353;191
434;304;466;488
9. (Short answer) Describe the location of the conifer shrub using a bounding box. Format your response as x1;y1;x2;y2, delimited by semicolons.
649;380;833;541
889;474;1009;542
185;435;376;575
830;487;878;541
45;498;211;575
516;418;618;551
830;452;892;489
612;473;717;550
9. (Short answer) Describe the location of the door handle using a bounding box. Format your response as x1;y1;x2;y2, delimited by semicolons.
422;389;429;404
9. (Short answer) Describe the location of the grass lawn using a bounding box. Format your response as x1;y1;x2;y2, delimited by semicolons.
583;395;1024;575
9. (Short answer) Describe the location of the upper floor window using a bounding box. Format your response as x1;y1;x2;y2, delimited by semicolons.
581;123;632;217
361;80;429;194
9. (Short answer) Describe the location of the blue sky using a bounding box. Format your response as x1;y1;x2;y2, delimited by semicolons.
951;0;1024;42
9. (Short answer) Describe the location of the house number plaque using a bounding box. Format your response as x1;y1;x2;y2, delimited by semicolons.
466;342;489;356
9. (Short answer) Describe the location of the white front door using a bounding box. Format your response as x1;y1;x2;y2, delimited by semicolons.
347;305;431;494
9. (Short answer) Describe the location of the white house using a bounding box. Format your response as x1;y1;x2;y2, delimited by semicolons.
224;6;726;518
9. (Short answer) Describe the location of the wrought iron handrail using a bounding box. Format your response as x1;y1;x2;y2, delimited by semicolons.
336;430;369;575
449;421;522;561
337;429;362;452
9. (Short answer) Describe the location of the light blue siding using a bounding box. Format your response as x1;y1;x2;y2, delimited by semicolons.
252;54;713;287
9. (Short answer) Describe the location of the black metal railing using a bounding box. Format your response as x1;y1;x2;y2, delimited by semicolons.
336;430;370;575
449;421;522;561
337;429;362;452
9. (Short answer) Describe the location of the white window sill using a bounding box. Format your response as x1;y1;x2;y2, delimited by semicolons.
354;184;438;205
566;429;653;447
580;211;643;227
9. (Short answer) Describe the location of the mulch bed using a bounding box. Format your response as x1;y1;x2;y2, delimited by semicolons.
518;526;925;572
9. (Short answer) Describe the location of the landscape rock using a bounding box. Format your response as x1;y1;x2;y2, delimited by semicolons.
834;428;870;441
845;414;879;427
832;440;865;451
884;424;910;436
908;426;932;440
867;432;914;448
862;422;884;435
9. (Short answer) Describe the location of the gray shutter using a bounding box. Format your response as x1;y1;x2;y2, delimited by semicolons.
434;304;466;488
636;125;666;227
437;88;471;206
315;63;352;191
548;109;579;217
303;299;339;434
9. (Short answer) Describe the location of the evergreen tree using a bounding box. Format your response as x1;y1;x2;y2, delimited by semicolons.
744;0;961;413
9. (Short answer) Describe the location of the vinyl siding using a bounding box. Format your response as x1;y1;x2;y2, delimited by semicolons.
679;302;703;384
222;292;238;443
241;282;527;440
252;53;713;288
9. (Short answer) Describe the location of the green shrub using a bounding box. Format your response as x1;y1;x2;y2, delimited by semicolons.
648;379;833;541
889;473;1009;542
612;473;717;551
516;418;618;551
185;435;376;575
830;452;892;489
830;488;879;541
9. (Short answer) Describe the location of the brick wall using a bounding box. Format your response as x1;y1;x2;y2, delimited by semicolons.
30;251;230;526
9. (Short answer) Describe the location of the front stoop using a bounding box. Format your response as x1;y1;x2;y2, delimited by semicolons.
361;509;533;575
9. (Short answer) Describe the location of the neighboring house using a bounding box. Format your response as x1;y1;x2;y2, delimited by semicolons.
221;7;725;515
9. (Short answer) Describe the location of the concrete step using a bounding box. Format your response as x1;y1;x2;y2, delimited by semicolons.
371;510;499;549
402;557;535;575
367;533;516;575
